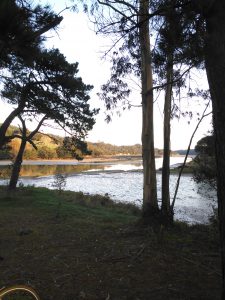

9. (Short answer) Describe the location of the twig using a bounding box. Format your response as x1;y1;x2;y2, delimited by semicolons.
183;257;221;277
171;101;212;211
131;244;146;261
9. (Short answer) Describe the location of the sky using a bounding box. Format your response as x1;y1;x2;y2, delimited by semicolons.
0;0;212;150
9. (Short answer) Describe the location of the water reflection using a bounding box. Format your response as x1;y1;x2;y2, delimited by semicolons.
0;164;106;178
0;156;190;178
0;158;216;224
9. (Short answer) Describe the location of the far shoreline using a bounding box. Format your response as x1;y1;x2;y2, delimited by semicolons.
0;155;142;166
0;154;187;166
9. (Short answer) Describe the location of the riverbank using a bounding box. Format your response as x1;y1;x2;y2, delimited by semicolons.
0;155;193;173
0;155;142;166
0;186;220;299
0;154;188;165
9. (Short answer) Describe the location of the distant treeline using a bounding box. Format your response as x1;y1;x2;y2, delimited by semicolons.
0;125;179;160
175;149;196;156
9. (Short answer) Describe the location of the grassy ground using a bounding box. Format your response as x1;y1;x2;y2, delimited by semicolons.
0;186;221;300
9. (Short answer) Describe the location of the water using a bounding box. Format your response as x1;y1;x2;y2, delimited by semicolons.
0;157;216;224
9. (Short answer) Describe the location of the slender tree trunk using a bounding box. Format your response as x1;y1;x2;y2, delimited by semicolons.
139;0;158;221
8;138;26;190
204;1;225;297
161;56;173;222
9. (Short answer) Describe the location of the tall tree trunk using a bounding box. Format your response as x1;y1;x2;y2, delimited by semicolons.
8;138;26;190
204;1;225;297
161;56;173;222
139;0;158;221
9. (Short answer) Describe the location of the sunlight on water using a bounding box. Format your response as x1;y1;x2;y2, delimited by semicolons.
0;157;215;224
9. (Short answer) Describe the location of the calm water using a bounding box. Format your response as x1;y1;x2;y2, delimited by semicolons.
0;157;216;224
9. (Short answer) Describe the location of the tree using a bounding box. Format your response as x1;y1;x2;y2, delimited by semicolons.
0;0;62;67
151;0;211;223
0;0;63;149
151;5;176;222
195;135;215;157
162;1;225;295
57;136;91;160
86;0;225;294
193;134;216;188
3;48;98;189
88;0;199;224
89;0;160;222
139;0;159;220
149;0;225;296
8;115;45;190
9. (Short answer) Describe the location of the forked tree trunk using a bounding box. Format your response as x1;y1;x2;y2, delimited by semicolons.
204;1;225;298
0;102;25;149
139;0;158;221
8;138;26;190
8;115;46;190
161;56;173;222
8;115;27;191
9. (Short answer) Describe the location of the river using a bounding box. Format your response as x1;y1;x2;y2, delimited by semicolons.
0;156;216;224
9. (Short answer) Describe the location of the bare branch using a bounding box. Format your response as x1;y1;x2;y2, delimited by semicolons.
171;101;212;211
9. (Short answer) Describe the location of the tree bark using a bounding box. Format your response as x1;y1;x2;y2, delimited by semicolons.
139;0;158;221
8;114;47;190
204;1;225;298
0;102;25;149
8;138;26;190
161;56;173;221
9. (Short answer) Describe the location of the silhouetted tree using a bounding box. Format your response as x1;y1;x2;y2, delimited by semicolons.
4;48;98;189
0;0;62;148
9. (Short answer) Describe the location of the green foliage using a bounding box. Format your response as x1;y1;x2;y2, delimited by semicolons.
23;148;38;160
3;48;98;138
37;146;56;159
52;173;67;193
195;135;215;157
193;135;216;188
87;142;142;156
0;143;12;159
0;124;176;160
52;173;67;217
1;46;98;177
58;137;91;160
0;0;62;68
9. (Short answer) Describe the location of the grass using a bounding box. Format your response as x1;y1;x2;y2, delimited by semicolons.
0;186;221;300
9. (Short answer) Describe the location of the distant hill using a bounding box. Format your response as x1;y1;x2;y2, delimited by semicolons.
175;149;196;156
0;125;142;160
1;125;184;160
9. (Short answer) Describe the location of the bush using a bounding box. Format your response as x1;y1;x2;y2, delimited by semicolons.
37;147;56;159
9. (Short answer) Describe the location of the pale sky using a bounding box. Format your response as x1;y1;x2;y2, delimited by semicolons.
0;1;212;150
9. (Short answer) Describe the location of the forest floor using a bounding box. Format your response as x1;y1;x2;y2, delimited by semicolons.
0;186;221;300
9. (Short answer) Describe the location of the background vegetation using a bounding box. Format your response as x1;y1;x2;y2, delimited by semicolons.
0;125;180;160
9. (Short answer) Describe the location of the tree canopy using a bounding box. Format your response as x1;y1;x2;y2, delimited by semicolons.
2;48;98;140
0;0;64;148
0;0;62;68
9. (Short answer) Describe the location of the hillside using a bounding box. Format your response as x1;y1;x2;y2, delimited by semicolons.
0;125;178;160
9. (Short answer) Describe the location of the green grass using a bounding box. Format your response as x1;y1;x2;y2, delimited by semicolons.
0;186;221;300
